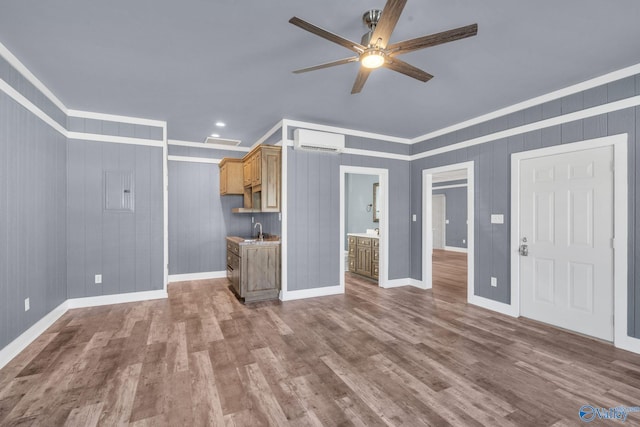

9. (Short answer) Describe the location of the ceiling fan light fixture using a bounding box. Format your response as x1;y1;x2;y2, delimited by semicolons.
360;49;385;69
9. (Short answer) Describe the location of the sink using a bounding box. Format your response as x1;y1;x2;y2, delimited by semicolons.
243;239;258;243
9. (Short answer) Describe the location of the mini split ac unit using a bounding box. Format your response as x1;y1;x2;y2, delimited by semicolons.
293;129;345;153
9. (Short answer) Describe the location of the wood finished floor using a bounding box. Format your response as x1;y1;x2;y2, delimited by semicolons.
2;254;640;426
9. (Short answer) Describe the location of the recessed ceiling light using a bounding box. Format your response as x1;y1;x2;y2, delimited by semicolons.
215;122;226;127
210;133;220;138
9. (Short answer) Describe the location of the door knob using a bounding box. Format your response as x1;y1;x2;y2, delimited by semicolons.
519;237;528;256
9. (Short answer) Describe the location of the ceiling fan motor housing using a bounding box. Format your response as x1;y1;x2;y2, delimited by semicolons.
362;9;382;46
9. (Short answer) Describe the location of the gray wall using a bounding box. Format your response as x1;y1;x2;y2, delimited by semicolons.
67;140;164;297
0;91;67;349
287;146;411;291
67;117;163;141
167;145;282;276
432;184;467;249
345;173;379;247
0;55;66;127
410;74;640;338
168;159;253;275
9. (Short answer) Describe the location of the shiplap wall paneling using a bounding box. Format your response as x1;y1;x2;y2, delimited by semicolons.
168;161;251;275
0;93;67;349
0;55;66;127
432;186;467;248
67;141;163;298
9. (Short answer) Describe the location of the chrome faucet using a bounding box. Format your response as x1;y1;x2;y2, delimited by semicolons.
254;222;263;241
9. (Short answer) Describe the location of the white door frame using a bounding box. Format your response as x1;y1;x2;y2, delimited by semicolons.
511;133;639;352
422;161;474;298
340;166;389;290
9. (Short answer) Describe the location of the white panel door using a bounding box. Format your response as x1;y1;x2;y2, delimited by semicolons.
432;195;446;250
519;146;614;341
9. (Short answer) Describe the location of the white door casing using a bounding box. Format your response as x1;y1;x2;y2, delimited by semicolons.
519;146;614;341
432;195;446;250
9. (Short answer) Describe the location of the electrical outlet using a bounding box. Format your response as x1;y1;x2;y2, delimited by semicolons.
462;239;466;244
251;216;254;223
24;298;30;312
278;212;282;221
445;219;450;224
412;214;417;222
95;274;102;284
491;277;497;287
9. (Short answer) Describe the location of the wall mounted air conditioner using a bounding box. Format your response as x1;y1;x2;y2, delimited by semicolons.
293;129;345;153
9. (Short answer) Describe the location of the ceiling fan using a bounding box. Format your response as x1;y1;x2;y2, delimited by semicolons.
289;0;478;94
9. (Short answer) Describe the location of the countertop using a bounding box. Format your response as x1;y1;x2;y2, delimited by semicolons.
227;235;281;246
347;233;379;239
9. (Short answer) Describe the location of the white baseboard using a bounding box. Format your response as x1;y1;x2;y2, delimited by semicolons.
168;271;227;282
408;278;427;289
615;334;640;354
380;278;411;289
468;295;518;317
0;301;68;370
67;290;168;309
281;285;343;301
444;246;468;253
0;289;169;370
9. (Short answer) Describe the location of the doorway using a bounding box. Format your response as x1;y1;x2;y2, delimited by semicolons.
340;166;389;291
422;162;474;301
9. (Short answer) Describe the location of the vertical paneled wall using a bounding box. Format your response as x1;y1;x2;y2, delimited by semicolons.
67;140;164;297
432;185;468;249
0;92;67;349
410;74;640;338
168;160;252;275
286;146;411;291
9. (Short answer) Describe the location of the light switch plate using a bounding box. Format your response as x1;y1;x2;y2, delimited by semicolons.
445;219;450;224
95;274;102;284
491;214;504;224
24;298;30;311
412;214;417;222
491;277;497;287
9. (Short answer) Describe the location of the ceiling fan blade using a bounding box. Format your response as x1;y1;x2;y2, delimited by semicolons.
384;58;433;82
351;67;372;94
387;23;478;56
293;57;359;74
369;0;407;49
289;17;365;53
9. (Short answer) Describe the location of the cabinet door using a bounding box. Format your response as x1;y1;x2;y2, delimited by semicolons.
243;159;252;187
243;246;279;293
356;246;372;276
219;164;227;194
262;149;280;211
252;151;262;186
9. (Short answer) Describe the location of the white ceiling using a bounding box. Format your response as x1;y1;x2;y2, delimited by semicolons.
1;1;639;146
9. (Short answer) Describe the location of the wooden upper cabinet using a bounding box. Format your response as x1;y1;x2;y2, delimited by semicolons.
243;159;252;187
227;144;281;213
261;148;280;212
219;158;244;195
252;151;262;187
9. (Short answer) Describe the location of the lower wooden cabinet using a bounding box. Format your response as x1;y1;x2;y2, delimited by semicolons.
348;235;379;281
227;238;281;302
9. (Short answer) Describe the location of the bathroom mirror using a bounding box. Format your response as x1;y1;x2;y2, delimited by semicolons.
373;182;380;222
